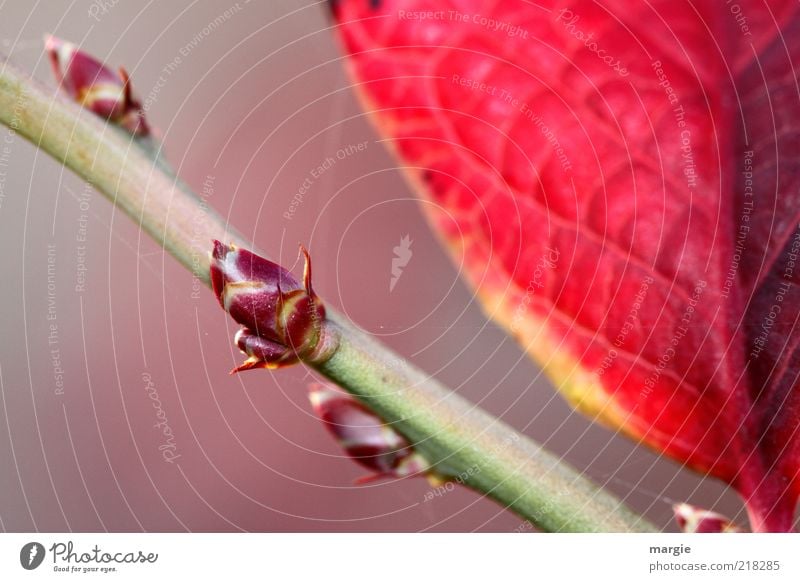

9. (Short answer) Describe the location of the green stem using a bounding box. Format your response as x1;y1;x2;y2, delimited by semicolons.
0;54;656;532
319;320;652;532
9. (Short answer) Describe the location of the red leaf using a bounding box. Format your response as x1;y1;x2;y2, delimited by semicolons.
330;1;800;531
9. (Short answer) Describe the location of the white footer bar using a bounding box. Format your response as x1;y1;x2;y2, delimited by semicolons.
1;533;797;581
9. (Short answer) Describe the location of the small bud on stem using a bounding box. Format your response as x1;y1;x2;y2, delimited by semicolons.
210;241;337;372
308;383;432;483
45;35;150;136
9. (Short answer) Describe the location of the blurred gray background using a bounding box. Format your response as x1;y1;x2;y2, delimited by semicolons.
0;0;740;531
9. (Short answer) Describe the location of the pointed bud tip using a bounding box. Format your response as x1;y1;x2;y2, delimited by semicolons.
44;35;150;137
209;240;230;307
211;239;230;261
308;382;344;413
44;34;60;51
44;34;67;83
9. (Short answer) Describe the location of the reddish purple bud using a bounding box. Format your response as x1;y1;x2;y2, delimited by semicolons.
211;241;331;372
308;383;431;483
673;503;743;533
45;35;150;136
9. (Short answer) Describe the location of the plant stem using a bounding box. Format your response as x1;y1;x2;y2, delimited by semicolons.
319;320;652;532
0;57;248;278
0;55;656;532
